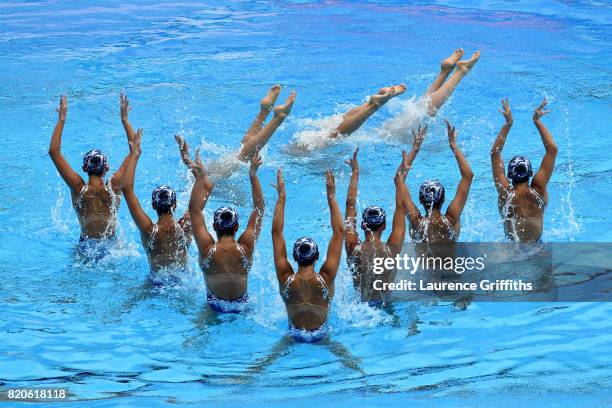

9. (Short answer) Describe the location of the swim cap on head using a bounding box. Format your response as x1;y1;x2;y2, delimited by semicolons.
361;206;386;231
213;207;239;232
419;180;445;208
507;156;533;183
152;185;176;212
293;237;319;265
83;149;109;175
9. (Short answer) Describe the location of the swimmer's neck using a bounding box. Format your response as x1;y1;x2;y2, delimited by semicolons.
297;264;316;278
217;234;237;244
87;175;105;188
512;181;530;193
157;212;175;225
425;208;443;217
364;230;383;242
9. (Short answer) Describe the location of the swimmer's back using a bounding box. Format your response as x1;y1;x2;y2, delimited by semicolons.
500;187;545;242
73;184;120;238
411;212;458;243
201;241;252;300
282;273;333;330
143;222;190;272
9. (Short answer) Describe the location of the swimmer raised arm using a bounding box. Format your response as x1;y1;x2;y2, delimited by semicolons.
319;170;345;284
120;93;136;144
173;135;198;235
174;134;198;177
491;98;513;194
189;151;215;254
272;168;294;284
48;95;85;193
402;125;427;226
444;120;473;229
121;129;154;235
109;94;137;194
530;98;557;202
387;151;410;253
344;148;360;256
238;152;265;253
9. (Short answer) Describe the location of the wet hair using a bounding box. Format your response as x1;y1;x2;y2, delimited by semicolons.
213;207;239;235
152;185;176;214
361;206;386;231
507;156;533;184
293;237;319;266
419;180;445;211
83;149;109;176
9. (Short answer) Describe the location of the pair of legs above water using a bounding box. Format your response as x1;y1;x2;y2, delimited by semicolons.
330;48;481;138
236;85;296;161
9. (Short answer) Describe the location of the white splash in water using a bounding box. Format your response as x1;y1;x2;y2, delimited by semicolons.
289;112;346;151
377;95;430;142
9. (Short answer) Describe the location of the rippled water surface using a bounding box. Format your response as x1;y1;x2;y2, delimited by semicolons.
1;1;611;406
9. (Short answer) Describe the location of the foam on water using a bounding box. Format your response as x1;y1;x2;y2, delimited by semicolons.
377;95;431;142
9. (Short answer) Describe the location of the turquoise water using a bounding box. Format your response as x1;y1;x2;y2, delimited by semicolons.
1;1;611;406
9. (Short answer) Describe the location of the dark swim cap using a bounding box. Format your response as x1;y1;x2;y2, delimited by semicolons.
152;185;176;212
507;156;533;183
361;206;386;231
293;237;319;265
419;180;445;208
83;149;109;175
213;207;239;232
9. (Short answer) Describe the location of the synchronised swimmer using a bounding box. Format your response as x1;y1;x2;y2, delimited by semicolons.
48;48;557;343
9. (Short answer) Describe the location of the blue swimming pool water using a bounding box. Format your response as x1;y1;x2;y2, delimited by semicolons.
1;1;611;406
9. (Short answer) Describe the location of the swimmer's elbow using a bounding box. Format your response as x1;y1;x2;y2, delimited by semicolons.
546;143;558;155
463;169;474;181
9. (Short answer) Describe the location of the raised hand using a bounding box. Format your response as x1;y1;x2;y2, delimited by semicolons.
326;169;336;197
272;168;285;196
193;149;213;190
396;150;409;180
344;148;359;173
411;124;427;150
533;97;551;122
445;119;458;152
120;92;131;122
499;98;512;126
174;134;196;171
250;151;263;175
56;95;67;122
129;128;143;156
